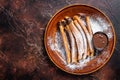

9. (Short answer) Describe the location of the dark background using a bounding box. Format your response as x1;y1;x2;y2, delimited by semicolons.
0;0;120;80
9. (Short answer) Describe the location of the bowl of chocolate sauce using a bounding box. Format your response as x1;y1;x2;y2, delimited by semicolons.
93;32;108;51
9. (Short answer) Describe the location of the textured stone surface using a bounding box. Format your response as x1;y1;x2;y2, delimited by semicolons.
0;0;120;80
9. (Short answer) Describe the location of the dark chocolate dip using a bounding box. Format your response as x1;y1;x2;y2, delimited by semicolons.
93;32;108;51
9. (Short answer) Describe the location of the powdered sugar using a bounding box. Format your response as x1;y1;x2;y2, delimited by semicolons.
66;57;94;70
90;16;113;39
106;32;113;39
90;17;103;34
96;17;110;31
97;58;103;64
47;32;66;61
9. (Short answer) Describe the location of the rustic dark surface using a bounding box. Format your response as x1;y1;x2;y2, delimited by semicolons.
0;0;120;80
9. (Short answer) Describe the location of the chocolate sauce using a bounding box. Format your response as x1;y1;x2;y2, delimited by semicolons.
93;32;108;51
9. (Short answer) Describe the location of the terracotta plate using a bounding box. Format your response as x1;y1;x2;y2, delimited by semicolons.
44;4;116;75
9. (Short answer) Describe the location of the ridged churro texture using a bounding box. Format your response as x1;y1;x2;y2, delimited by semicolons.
0;0;119;80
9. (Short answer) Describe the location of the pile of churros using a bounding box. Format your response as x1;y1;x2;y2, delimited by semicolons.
58;14;94;64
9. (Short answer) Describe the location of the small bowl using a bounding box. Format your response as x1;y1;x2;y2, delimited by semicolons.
44;4;116;75
93;32;109;51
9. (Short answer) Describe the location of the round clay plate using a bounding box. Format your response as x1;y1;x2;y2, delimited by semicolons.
44;4;116;75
